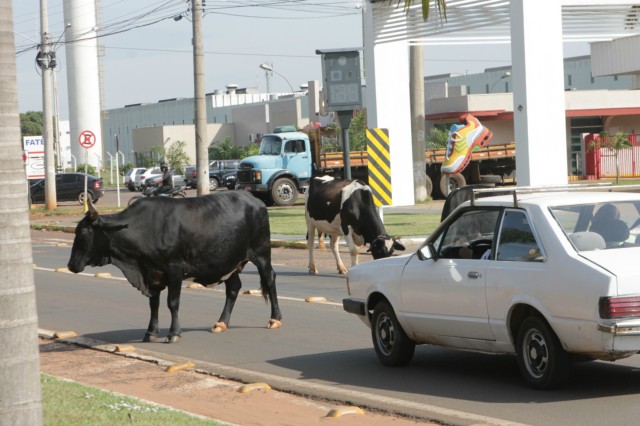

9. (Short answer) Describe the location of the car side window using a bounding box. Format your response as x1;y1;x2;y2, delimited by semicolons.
496;210;544;262
436;209;500;260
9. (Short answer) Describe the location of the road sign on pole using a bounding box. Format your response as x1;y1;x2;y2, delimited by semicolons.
78;130;96;149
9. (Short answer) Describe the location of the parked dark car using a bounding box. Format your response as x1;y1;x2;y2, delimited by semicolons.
187;160;240;190
183;165;196;188
29;173;104;204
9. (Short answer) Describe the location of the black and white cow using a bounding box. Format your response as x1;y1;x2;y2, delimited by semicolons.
67;190;282;343
305;176;405;274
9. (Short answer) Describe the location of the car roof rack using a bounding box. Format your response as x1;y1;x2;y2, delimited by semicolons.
469;182;640;208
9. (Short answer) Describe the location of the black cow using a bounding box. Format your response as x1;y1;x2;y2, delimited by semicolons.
441;184;511;222
67;191;282;343
305;176;405;274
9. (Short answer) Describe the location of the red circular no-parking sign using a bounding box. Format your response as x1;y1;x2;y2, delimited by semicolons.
78;130;96;149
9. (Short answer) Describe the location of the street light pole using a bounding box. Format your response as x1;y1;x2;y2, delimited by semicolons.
192;0;209;195
259;63;294;94
39;0;56;210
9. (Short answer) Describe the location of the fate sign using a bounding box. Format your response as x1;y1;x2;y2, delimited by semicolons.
78;130;96;149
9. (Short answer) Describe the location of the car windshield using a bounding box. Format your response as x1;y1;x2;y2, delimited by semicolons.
259;136;282;155
550;200;640;251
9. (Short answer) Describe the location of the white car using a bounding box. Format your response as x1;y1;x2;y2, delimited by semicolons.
124;167;146;191
343;186;640;389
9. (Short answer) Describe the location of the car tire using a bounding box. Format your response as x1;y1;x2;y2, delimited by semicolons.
209;178;219;191
77;192;89;205
271;177;298;206
439;173;466;197
371;301;415;367
516;316;570;390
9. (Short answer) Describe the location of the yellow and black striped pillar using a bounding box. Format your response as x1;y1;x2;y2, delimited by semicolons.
366;128;392;206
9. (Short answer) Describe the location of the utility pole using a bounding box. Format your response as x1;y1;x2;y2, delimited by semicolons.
410;44;428;202
192;0;209;195
39;0;56;209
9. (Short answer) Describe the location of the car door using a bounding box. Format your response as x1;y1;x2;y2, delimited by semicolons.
400;208;501;341
282;139;311;178
56;174;79;201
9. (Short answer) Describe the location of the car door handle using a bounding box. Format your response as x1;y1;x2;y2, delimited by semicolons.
467;271;481;279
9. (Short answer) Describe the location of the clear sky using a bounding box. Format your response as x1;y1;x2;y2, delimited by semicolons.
13;0;590;119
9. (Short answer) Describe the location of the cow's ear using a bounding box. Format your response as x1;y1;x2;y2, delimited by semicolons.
95;216;128;232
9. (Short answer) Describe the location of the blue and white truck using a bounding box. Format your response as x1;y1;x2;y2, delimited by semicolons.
236;131;315;206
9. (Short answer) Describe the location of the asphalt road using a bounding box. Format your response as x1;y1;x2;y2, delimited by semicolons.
32;231;640;426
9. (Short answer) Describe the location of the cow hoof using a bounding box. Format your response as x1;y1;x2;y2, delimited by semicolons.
267;319;282;329
338;268;348;275
143;334;158;343
165;335;181;344
308;268;318;275
212;322;228;333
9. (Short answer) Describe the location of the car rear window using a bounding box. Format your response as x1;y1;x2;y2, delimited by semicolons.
550;201;640;250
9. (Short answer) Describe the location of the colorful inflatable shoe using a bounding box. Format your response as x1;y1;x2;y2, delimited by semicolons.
441;114;493;174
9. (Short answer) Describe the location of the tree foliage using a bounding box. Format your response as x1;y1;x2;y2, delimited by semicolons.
209;137;258;160
348;109;368;151
20;111;43;137
165;140;191;174
426;127;449;148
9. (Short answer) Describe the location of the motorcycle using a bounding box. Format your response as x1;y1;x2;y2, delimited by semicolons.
128;175;187;206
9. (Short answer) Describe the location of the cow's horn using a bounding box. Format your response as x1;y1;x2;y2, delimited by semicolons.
87;199;99;221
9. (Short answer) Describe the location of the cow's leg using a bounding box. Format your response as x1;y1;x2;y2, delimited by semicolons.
330;234;348;275
317;230;327;251
344;233;360;268
166;270;184;343
307;222;319;274
253;256;282;330
212;272;242;333
143;290;161;343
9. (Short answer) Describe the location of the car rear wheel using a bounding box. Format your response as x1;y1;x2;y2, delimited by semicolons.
516;316;570;389
371;301;415;366
77;191;97;205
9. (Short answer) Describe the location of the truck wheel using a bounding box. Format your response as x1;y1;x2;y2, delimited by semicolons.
439;173;466;197
209;178;219;191
426;175;433;198
271;177;298;206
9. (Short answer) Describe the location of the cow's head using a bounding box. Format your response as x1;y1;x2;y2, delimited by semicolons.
368;235;405;260
67;202;128;273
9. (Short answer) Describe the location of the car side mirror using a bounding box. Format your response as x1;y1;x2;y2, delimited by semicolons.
417;243;438;261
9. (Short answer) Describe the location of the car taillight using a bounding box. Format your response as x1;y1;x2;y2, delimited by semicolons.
193;170;197;177
599;296;640;319
93;181;100;189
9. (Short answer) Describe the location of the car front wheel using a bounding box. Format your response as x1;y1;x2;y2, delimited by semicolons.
371;301;415;366
209;178;219;191
516;316;570;390
271;177;298;206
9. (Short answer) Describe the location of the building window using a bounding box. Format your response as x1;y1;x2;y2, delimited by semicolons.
505;82;509;93
568;74;572;86
467;85;471;94
614;75;619;81
486;84;489;94
591;74;595;84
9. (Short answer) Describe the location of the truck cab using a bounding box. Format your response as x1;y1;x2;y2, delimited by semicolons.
236;131;313;206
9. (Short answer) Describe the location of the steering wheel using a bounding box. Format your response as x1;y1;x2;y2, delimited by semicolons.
468;239;493;249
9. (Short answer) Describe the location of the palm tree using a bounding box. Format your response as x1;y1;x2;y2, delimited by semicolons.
393;0;447;21
0;1;43;424
589;131;633;184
